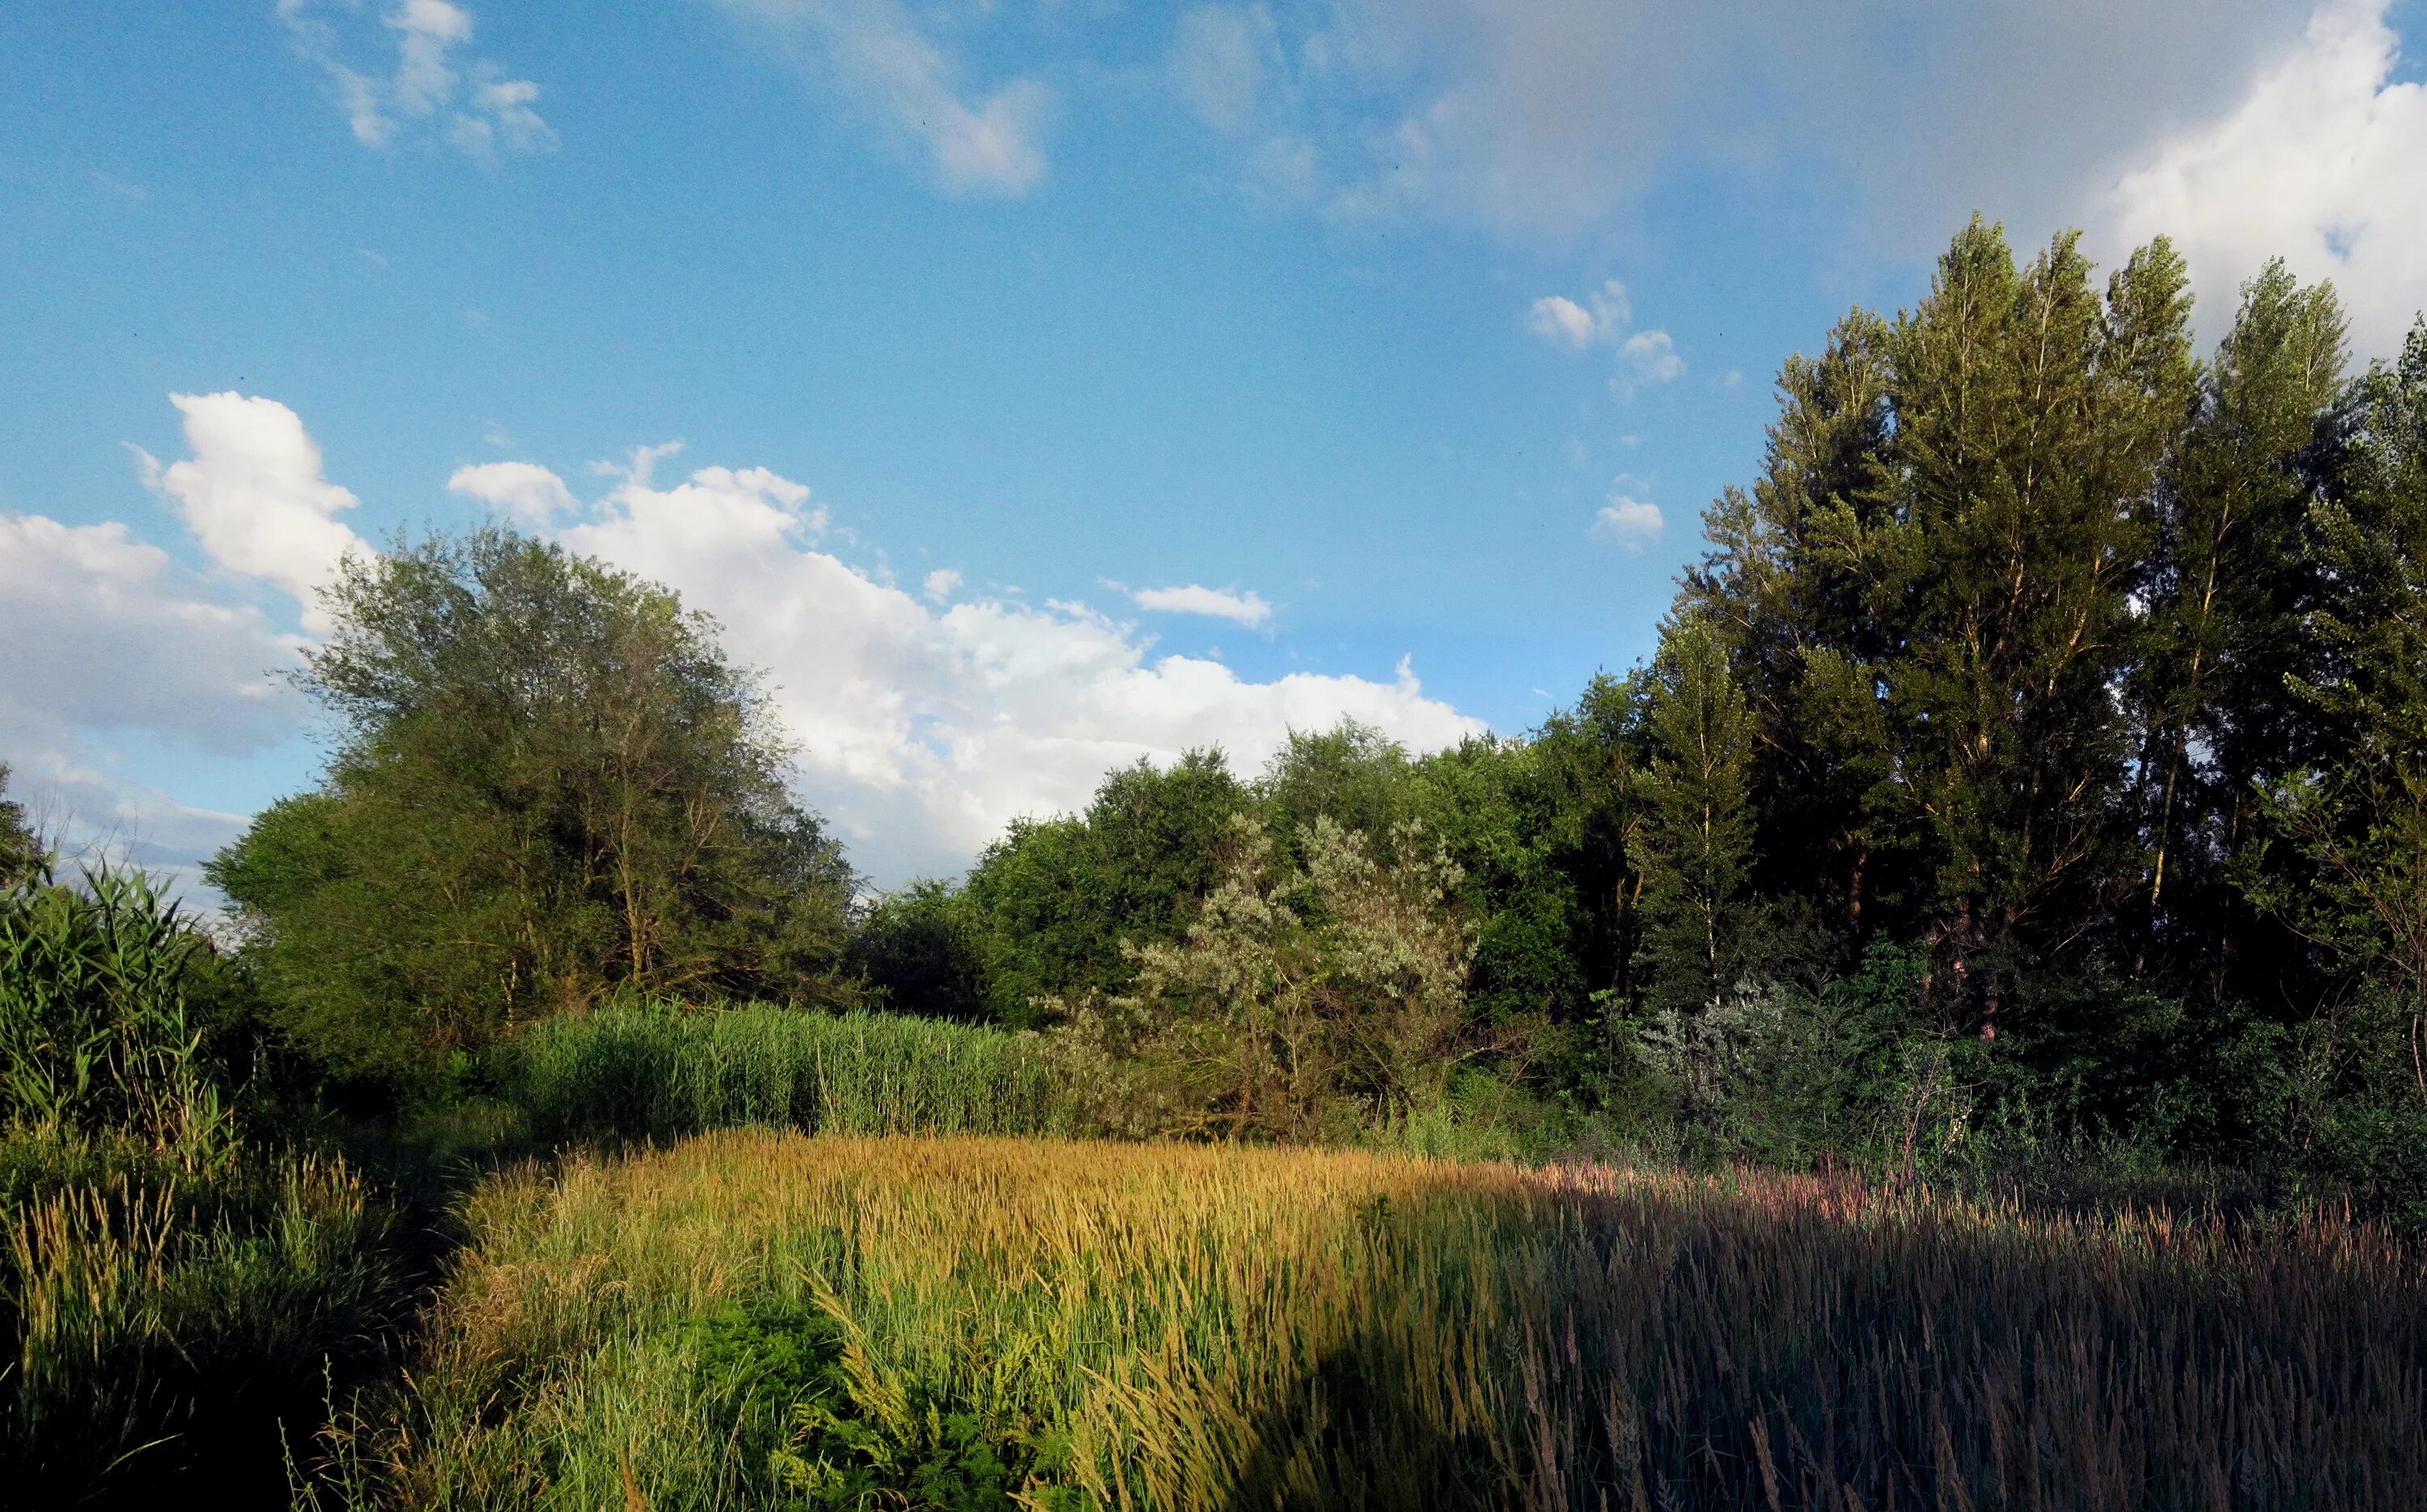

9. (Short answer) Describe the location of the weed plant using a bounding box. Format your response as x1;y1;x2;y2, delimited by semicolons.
311;1132;2427;1510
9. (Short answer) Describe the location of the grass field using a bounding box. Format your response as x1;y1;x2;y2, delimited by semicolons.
310;1131;2427;1511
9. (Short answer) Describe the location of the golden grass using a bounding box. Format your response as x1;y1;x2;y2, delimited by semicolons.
349;1133;2426;1510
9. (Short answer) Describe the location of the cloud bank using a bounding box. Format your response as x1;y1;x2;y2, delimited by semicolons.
544;460;1475;880
3;395;1480;892
2102;0;2427;354
1158;0;2314;245
0;515;306;885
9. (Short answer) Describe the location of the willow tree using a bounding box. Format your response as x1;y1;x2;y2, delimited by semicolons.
208;527;853;1082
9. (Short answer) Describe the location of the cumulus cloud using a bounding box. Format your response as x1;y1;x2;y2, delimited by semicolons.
0;514;308;889
18;392;1480;889
1527;281;1629;347
448;460;580;524
1528;279;1680;389
277;0;555;158
1593;483;1663;552
132;392;371;629
711;0;1053;197
502;457;1481;881
1131;583;1274;626
1619;329;1683;386
2101;0;2427;355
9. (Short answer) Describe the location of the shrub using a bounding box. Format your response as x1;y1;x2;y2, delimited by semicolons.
1051;815;1524;1142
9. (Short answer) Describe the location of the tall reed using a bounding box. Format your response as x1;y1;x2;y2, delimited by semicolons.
326;1132;2427;1510
497;1002;1072;1145
1;862;399;1504
0;862;231;1162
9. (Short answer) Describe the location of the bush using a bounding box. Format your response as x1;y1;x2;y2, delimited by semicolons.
1048;815;1521;1143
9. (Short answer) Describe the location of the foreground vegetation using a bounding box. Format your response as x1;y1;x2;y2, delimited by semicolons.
305;1132;2427;1511
0;849;399;1504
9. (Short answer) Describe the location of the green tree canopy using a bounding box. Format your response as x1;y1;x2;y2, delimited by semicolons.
0;764;39;892
961;748;1250;1024
207;527;853;1083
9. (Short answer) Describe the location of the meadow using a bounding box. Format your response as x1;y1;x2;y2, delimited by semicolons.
304;1131;2427;1512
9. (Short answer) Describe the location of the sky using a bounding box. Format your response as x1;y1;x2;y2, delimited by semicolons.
2;0;2423;892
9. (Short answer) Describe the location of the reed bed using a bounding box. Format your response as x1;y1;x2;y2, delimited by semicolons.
324;1132;2427;1511
498;1004;1072;1146
0;1140;396;1502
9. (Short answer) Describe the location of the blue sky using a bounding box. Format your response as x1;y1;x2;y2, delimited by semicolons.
2;0;2422;887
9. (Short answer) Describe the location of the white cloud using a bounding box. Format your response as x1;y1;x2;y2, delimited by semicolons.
1528;279;1679;388
278;0;556;158
534;458;1476;881
0;514;309;891
711;0;1053;197
1174;6;1268;134
1619;328;1683;385
1526;280;1633;348
132;392;371;629
1132;583;1274;626
2101;0;2427;355
448;460;579;525
21;394;1482;892
1593;485;1663;552
1526;295;1594;345
0;515;303;755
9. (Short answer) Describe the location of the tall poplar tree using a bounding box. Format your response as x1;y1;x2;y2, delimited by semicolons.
1630;617;1760;1018
2132;263;2347;985
1692;221;2196;1037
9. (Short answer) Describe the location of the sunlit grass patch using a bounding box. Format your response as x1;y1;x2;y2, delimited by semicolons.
316;1133;2427;1510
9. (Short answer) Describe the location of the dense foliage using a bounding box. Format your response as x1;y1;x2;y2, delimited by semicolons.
207;528;856;1086
854;227;2427;1211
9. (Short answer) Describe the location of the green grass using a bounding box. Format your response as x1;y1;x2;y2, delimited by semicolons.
0;862;403;1506
0;1133;397;1505
306;1131;2427;1511
495;1002;1074;1146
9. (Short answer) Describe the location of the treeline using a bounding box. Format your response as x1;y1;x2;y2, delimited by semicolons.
851;225;2427;1203
109;219;2427;1212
